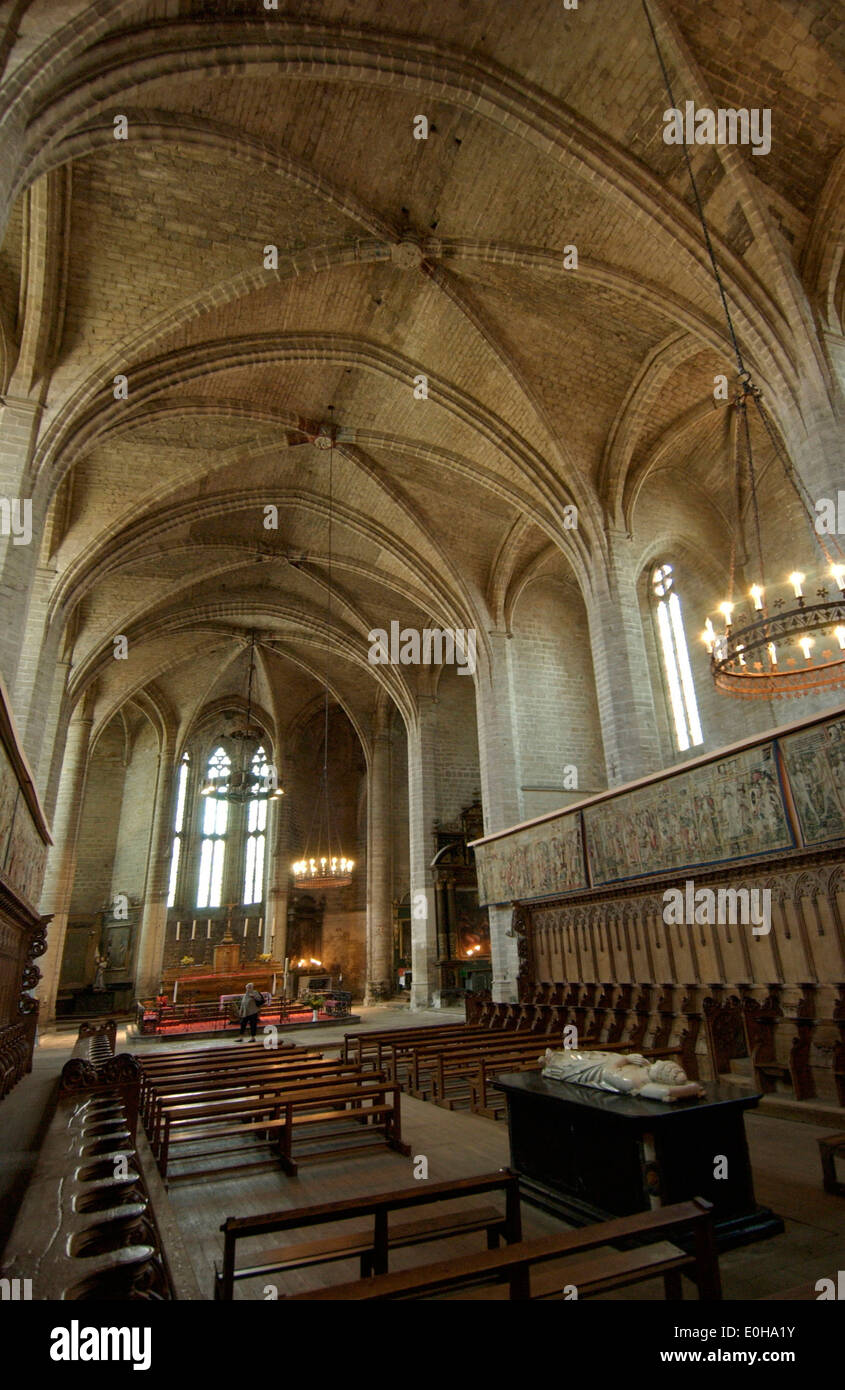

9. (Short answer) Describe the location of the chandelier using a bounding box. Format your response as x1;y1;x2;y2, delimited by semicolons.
291;428;355;889
643;2;845;701
200;632;285;802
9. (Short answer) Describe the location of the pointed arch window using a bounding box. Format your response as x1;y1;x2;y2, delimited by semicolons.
243;747;269;905
197;746;230;908
651;563;703;752
166;752;190;908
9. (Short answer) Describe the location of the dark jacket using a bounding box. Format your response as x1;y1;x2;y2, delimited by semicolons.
239;988;263;1018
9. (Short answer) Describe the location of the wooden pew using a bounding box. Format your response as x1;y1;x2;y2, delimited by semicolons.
281;1198;722;1302
158;1076;409;1178
426;1035;567;1107
214;1170;522;1298
149;1060;381;1154
405;1032;563;1099
136;1043;326;1095
136;1044;326;1111
343;1024;486;1068
384;1029;508;1086
145;1058;376;1152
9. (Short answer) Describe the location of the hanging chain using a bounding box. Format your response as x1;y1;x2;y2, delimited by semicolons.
643;0;840;585
641;0;746;377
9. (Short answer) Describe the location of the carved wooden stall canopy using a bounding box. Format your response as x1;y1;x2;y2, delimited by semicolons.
471;711;845;1107
0;675;52;1102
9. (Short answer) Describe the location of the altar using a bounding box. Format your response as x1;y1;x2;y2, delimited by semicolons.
492;1071;783;1250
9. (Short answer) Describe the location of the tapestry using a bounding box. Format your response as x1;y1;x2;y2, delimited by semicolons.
583;741;792;885
779;714;845;845
473;812;586;906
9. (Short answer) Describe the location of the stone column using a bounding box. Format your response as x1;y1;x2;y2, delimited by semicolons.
365;722;393;1003
12;559;60;770
134;731;177;997
407;695;438;1010
585;531;661;786
36;692;95;1022
474;633;522;1001
36;656;72;822
264;794;291;963
0;399;46;694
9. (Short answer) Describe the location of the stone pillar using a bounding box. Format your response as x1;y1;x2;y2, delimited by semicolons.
36;692;95;1022
365;723;393;1003
264;794;291;963
585;532;661;786
474;633;522;1001
0;399;46;694
407;695;438;1010
12;560;61;769
134;731;177;997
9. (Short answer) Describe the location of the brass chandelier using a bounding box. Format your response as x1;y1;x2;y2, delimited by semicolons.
200;631;284;802
644;1;845;701
291;430;355;889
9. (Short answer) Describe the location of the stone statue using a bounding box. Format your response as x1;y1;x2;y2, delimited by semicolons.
92;953;109;992
541;1048;705;1103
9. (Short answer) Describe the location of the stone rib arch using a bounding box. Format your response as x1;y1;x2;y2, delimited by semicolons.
33;334;593;552
48;487;483;647
7;13;803;390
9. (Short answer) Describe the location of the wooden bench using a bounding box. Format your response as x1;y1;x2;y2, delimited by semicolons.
140;1053;339;1137
343;1024;487;1070
150;1061;382;1154
214;1170;522;1298
405;1032;563;1099
424;1035;567;1106
158;1077;409;1178
281;1198;721;1302
136;1044;326;1110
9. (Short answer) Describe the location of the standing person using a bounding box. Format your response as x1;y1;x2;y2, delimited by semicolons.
238;983;263;1040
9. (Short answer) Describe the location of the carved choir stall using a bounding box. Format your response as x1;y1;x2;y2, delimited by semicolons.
472;712;844;1238
0;676;52;1103
471;710;845;1111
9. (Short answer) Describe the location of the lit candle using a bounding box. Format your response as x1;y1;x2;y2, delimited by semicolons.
789;572;805;599
701;619;715;653
835;626;845;650
718;601;735;625
767;642;778;665
749;584;764;611
799;635;814;661
831;565;845;593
